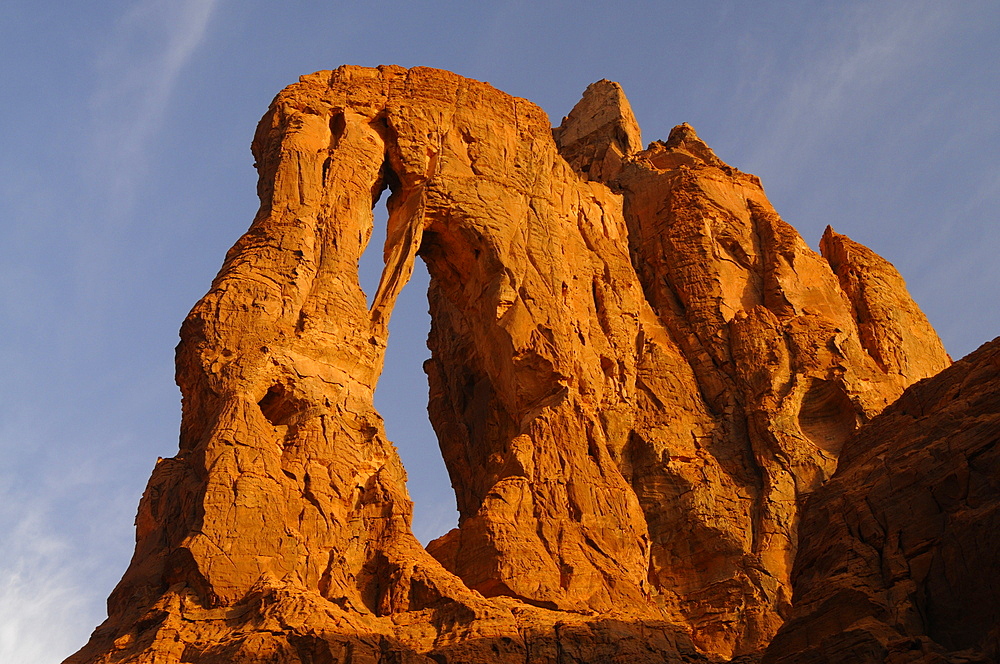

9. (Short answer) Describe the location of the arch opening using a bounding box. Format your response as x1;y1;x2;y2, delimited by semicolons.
359;184;459;545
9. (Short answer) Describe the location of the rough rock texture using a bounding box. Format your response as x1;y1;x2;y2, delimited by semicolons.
554;87;951;655
65;66;949;664
551;79;643;182
820;227;952;381
763;337;1000;663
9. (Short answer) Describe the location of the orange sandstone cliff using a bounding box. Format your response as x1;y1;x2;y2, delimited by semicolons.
65;67;956;664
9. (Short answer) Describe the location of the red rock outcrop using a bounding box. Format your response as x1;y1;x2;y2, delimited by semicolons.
554;84;951;655
65;67;950;664
763;336;1000;663
820;227;952;381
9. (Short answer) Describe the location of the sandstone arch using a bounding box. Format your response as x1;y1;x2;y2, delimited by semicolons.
65;66;949;664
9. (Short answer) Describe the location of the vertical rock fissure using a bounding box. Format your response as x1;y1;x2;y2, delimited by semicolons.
358;173;391;309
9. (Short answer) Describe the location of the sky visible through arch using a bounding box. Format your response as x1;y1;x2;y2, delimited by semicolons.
0;1;997;661
361;195;457;545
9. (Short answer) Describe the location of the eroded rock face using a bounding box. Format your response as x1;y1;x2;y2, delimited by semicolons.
820;226;952;381
554;87;951;655
551;79;642;182
763;337;1000;664
65;66;949;664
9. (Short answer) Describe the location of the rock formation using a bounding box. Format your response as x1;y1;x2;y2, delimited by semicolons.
763;336;1000;663
553;82;951;655
64;66;952;664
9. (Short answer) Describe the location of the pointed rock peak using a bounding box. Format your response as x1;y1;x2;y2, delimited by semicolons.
661;122;724;167
820;225;843;257
820;224;842;246
555;80;642;153
819;226;951;380
553;79;643;182
819;225;875;270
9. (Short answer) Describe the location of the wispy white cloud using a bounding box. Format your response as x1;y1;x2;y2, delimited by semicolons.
742;0;951;178
0;499;95;664
88;0;218;215
67;0;219;345
0;416;151;663
728;0;999;358
0;3;218;662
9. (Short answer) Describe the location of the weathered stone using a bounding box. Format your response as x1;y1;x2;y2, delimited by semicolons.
763;337;1000;664
557;92;951;655
552;79;642;182
64;66;951;663
820;225;951;382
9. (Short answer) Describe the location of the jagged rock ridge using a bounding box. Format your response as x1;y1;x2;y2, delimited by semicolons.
64;66;951;664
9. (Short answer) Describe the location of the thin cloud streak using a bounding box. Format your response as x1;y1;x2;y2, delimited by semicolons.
88;0;218;216
69;0;219;353
0;501;93;664
728;1;999;359
0;3;218;662
742;1;950;179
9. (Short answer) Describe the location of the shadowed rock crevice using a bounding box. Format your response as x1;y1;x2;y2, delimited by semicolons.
796;378;857;455
358;161;397;308
764;337;1000;663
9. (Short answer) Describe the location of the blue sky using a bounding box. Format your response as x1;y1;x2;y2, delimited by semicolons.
1;1;997;661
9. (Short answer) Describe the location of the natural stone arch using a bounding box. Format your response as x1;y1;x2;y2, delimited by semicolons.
65;65;949;664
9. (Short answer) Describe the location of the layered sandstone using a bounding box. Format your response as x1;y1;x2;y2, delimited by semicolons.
763;337;1000;663
65;67;949;664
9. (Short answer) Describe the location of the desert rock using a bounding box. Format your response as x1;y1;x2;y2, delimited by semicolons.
820;226;951;381
64;66;950;663
763;336;1000;663
556;86;951;655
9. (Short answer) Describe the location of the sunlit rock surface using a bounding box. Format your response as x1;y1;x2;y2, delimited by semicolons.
65;66;952;664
